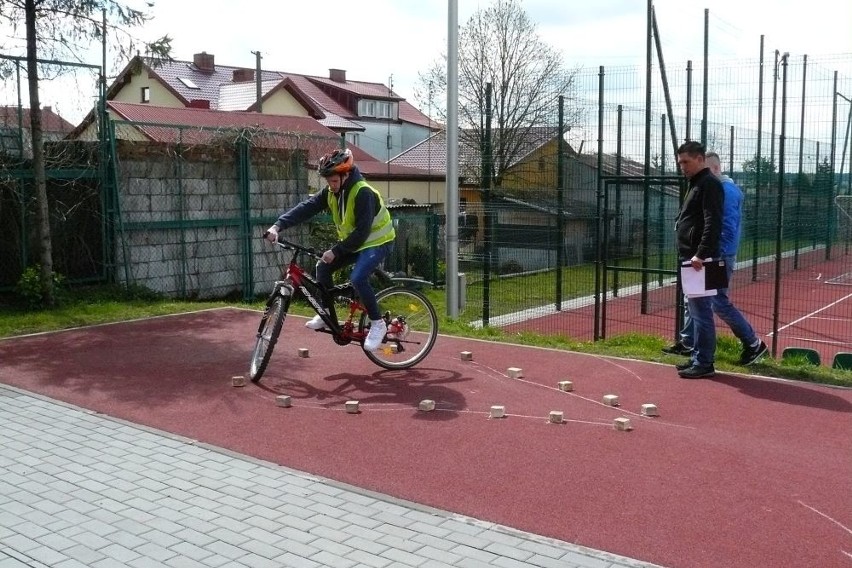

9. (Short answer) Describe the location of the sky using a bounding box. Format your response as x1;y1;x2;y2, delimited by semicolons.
1;0;851;126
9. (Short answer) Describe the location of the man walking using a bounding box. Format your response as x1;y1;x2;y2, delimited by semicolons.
704;152;768;364
673;141;723;378
665;152;769;368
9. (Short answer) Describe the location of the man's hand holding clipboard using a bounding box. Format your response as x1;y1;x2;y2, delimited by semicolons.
681;258;729;297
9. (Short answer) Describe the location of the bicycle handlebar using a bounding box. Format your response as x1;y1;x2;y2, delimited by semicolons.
263;232;323;260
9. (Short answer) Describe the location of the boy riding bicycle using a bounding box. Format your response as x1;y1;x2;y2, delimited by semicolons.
265;148;395;351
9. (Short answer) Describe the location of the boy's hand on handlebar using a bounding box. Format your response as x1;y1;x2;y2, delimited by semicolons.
321;250;335;264
264;226;279;243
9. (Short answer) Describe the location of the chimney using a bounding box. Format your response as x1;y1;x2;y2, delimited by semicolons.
193;52;215;72
329;68;346;82
232;68;254;82
188;99;210;109
43;105;52;114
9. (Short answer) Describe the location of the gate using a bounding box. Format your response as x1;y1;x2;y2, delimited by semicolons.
596;175;685;341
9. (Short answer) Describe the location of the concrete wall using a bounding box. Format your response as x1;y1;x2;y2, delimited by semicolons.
114;143;306;298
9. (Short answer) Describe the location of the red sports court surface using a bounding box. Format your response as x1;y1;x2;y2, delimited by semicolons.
506;252;852;365
1;308;851;568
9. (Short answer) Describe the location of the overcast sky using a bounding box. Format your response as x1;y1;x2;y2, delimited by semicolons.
141;0;852;92
2;0;851;124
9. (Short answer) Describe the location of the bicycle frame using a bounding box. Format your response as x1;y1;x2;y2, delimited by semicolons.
250;236;439;379
270;241;369;345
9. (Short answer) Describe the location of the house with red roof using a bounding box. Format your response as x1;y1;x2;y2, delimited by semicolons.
98;52;439;162
389;126;673;268
0;105;75;159
70;101;442;197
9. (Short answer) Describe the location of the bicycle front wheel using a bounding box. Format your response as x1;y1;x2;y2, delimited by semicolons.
249;289;290;382
362;287;438;370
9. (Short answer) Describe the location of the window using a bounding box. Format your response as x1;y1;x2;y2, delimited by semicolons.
140;86;150;103
177;77;200;89
346;132;360;146
357;99;398;119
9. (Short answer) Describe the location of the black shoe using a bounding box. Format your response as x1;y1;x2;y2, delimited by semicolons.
678;365;715;379
675;361;693;371
662;341;693;356
738;341;768;366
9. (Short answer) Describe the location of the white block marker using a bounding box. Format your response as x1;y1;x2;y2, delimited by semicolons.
345;400;360;414
231;375;246;387
549;411;564;424
602;394;620;407
490;405;506;419
275;395;292;408
613;417;633;431
419;399;436;412
460;351;473;361
557;380;574;392
298;348;310;358
641;403;659;417
507;367;524;379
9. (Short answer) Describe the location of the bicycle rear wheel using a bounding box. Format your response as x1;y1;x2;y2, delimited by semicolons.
249;288;291;382
362;287;437;369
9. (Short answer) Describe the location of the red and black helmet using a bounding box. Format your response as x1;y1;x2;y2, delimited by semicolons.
318;148;354;177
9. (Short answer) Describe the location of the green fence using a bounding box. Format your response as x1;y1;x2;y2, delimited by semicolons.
3;47;851;362
441;51;852;362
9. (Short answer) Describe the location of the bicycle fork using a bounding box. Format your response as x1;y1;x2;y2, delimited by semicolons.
256;282;293;334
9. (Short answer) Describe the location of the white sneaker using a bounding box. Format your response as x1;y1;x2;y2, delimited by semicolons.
305;315;327;330
363;319;387;351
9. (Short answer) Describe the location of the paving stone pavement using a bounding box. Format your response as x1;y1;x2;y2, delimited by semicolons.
0;385;665;568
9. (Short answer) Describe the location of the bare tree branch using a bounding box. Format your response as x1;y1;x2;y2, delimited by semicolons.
417;0;581;184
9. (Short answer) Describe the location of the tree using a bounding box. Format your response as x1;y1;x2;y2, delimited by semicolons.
741;154;777;192
0;0;171;306
416;0;580;186
811;158;833;198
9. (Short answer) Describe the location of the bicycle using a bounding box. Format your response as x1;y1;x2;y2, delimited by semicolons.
249;237;439;383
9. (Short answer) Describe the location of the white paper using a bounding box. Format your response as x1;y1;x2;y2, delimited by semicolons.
686;289;717;298
681;262;717;297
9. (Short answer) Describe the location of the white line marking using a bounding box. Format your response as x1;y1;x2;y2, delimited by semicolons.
771;291;852;334
776;336;852;348
805;316;852;323
456;360;696;430
798;500;852;537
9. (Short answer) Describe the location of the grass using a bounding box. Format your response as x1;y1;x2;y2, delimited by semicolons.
0;285;229;337
2;283;851;388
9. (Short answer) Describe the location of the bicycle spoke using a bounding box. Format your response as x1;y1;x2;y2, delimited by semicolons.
362;288;437;370
249;292;290;382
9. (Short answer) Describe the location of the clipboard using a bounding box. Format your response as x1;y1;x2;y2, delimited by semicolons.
680;259;729;297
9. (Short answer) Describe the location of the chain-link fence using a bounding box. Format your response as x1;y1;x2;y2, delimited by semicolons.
447;51;852;363
3;46;851;362
105;121;345;301
1;54;103;289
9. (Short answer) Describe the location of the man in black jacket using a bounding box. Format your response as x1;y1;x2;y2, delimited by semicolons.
674;141;724;378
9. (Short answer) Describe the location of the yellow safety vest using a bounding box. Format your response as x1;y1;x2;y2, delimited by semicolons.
327;180;395;251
